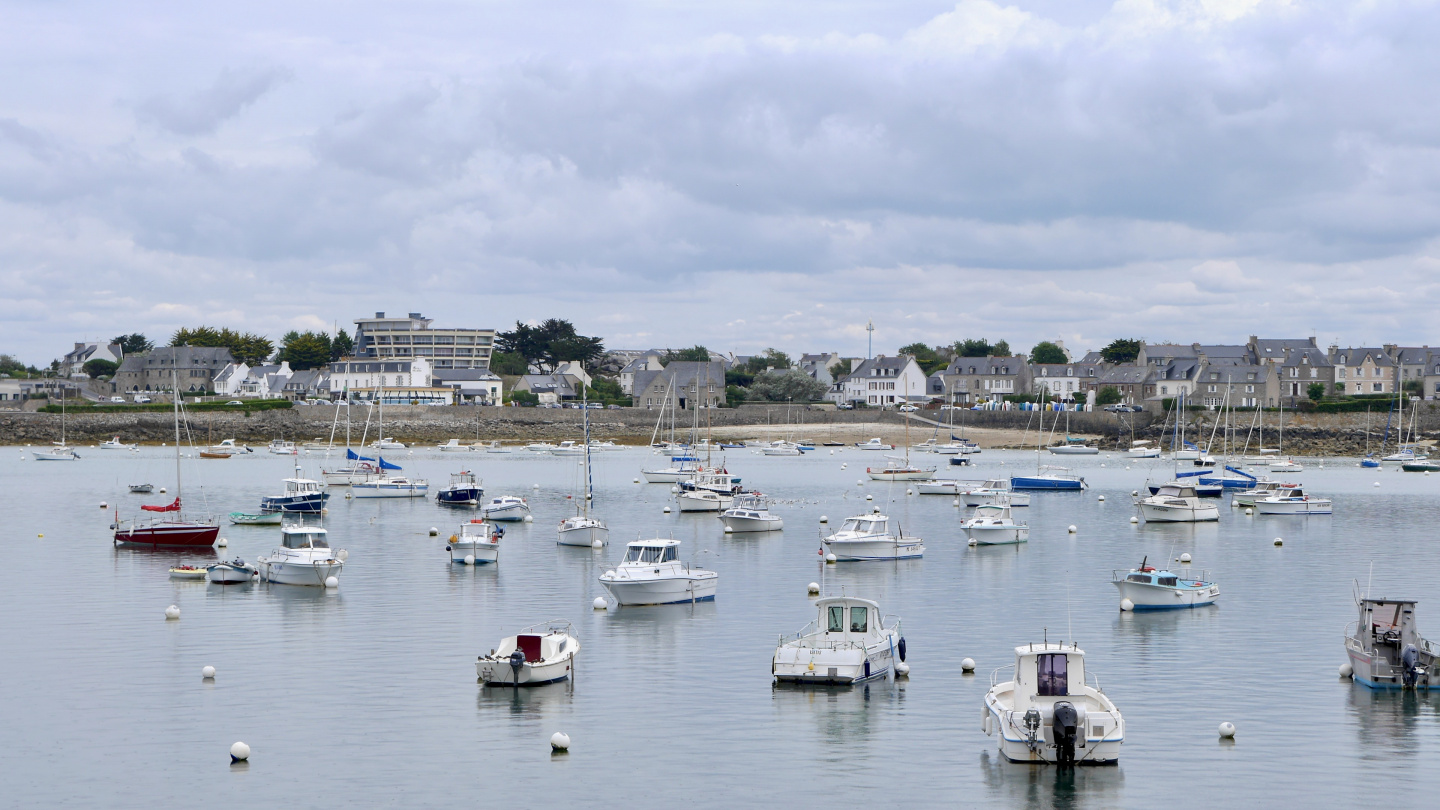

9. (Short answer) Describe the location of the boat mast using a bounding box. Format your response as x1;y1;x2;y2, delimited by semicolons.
582;386;591;518
172;368;182;506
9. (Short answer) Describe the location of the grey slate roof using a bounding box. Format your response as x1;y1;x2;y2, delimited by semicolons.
1279;346;1332;368
633;361;725;394
1333;348;1394;367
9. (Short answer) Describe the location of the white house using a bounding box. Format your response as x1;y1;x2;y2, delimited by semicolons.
212;362;251;397
237;362;292;398
553;360;593;390
62;342;122;378
830;355;927;407
618;352;665;394
326;356;453;405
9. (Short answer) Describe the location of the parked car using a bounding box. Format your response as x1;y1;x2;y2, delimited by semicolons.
898;404;919;413
1103;404;1142;412
109;396;126;403
133;395;152;404
225;400;244;406
607;404;623;409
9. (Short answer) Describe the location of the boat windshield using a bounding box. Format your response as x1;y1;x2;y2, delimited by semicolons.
625;545;676;563
1037;653;1068;696
827;605;844;632
283;531;328;549
1126;573;1152;583
850;606;868;633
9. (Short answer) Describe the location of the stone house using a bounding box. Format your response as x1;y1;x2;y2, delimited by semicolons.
799;353;845;387
1250;337;1333;405
938;356;1031;405
1387;346;1433;396
832;355;928;407
1032;362;1104;402
1192;363;1278;409
1084;365;1148;406
114;347;235;393
618;352;665;394
1140;359;1202;405
1329;347;1396;396
632;361;726;410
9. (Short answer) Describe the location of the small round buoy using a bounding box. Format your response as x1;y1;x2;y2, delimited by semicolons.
230;741;250;762
1125;466;1130;471
532;484;540;490
464;555;475;565
429;527;439;536
1097;495;1105;502
1120;598;1134;612
872;506;881;513
807;582;820;594
841;463;847;469
1231;500;1240;507
1273;538;1283;546
1218;722;1236;739
324;576;339;588
37;533;43;538
952;499;960;507
202;665;216;679
906;489;913;496
345;492;353;500
1375;482;1381;487
895;661;910;677
670;485;679;494
1245;507;1253;515
961;658;975;672
723;526;733;533
1067;525;1077;534
100;501;107;508
1129;516;1138;523
968;537;977;545
819;515;828;523
865;494;873;501
633;478;640;483
523;515;533;523
550;732;570;751
1131;490;1138;497
856;480;864;487
1100;463;1106;468
1339;662;1354;678
591;539;604;549
1180;552;1192;563
217;537;228;548
825;552;837;563
663;506;671;513
593;597;608;610
160;487;167;494
165;605;180;620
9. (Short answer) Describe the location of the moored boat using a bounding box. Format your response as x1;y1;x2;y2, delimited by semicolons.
207;558;258;583
437;471;484;506
983;642;1125;765
855;438;894;450
100;436;137;450
962;500;1029;545
718;493;783;532
1137;483;1219;523
772;596;904;685
476;620;580;686
229;511;284;525
449;519;501;563
1345;596;1440;690
599;538;718;605
256;525;346;586
1112;557;1219;609
168;565;207;580
1254;487;1332;515
1011;467;1087;491
822;514;924;561
481;495;530;521
259;467;329;513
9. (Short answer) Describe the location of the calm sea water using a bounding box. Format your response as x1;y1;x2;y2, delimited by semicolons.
3;441;1439;808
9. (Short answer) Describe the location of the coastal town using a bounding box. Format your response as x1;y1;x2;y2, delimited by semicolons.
4;311;1439;416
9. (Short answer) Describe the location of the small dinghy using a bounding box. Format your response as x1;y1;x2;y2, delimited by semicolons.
476;620;580;686
207;558;258;583
480;495;530;521
230;511;284;525
448;519;501;564
983;641;1125;765
1111;556;1219;610
168;565;208;580
773;596;905;685
129;484;155;494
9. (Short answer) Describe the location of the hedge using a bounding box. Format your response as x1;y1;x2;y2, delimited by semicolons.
40;399;294;414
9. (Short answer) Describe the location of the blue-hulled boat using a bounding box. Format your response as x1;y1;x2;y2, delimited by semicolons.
1197;465;1256;489
260;467;329;513
1011;466;1087;491
437;471;484;506
1112;557;1219;610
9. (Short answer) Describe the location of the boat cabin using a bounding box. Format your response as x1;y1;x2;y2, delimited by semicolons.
1010;642;1088;712
1154;484;1197;499
1354;598;1426;655
1122;569;1180;587
498;628;572;663
282;477;324;496
979;479;1008;490
449;471;478;486
970;503;1012;521
622;539;681;564
814;596;884;643
280;526;329;549
837;515;890;536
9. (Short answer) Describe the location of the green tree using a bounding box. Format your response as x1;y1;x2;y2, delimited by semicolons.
1095;386;1122;406
277;331;334;370
329;330;354;361
1030;341;1067;365
725;368;754;388
507;390;539;406
1307;382;1326;402
1073;390;1087;407
489;351;529;376
111;334;153;355
496;319;605;373
584;376;626;404
1403;378;1423;396
746;369;830;402
955;338;992;357
725;384;747;408
745;348;793;374
900;343;947;374
828;361;851;382
171;326;274;365
1100;339;1143;364
663;345;712;364
0;354;39;377
992;340;1011;357
83;358;118;378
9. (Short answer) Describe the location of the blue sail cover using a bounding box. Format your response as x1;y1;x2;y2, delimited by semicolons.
346;448;401;470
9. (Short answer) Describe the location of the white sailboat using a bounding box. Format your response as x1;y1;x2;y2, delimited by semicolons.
33;392;78;460
352;389;428;498
558;391;608;547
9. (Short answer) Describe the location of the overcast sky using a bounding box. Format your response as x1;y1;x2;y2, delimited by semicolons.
4;0;1439;365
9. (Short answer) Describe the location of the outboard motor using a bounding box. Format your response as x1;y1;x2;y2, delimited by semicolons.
1022;708;1043;751
508;649;527;686
1052;701;1079;767
1402;644;1424;688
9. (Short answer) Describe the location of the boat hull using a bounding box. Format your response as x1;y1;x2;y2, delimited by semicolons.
600;574;718;605
1010;476;1085;491
449;539;500;563
229;512;284;525
259;493;330;513
437;487;483;506
1255;499;1332;515
257;558;343;586
352;482;429;498
642;470;692;483
677;493;730;512
823;538;925;562
114;522;219;548
865;469;937;481
1048;446;1099;455
773;631;900;685
557;521;608;547
965;524;1029;545
1112;580;1219;609
477;658;572;686
718;514;783;532
1138;502;1219;522
961;491;1030;507
207;564;257;583
482;504;530;521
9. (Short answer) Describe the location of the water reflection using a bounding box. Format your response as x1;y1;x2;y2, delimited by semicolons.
1346;684;1440;761
771;680;904;750
977;749;1125;809
476;678;574;721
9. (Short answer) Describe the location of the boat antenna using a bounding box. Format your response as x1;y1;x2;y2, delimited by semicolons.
1367;560;1373;600
1066;580;1073;645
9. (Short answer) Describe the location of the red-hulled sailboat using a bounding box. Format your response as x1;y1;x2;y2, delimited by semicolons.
113;370;219;548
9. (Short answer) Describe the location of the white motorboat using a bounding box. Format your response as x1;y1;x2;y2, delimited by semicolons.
718;493;784;532
259;469;330;513
168;565;207;580
1112;557;1219;610
476;620;580;686
323;465;381;486
642;460;701;483
371;437;406;450
960;479;1031;507
352;475;429;498
481;495;531;521
1268;458;1305;473
1345;596;1440;690
677;489;732;512
587;440;621;452
256;525;346;586
205;439;250;455
1172;448;1201;461
599;538;718;605
1254;487;1332;515
963;500;1029;545
915;479;971;496
1126;440;1160;458
1232;479;1299;507
206;558;258;583
549;441;585;456
762;440;804;456
33;442;78;461
865;457;937;481
855;438;894;450
772;596;905;685
679;471;743;496
823;514;924;561
267;440;298;455
523;442;557;453
448;519;501;564
100;436;137;450
983;642;1125;765
436;439;471;452
482;441;512;453
129;483;155;494
1137;483;1219;523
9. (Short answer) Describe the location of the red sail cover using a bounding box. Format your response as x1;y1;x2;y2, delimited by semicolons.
141;498;182;513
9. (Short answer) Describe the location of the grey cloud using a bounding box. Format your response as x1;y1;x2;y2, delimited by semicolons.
136;67;292;136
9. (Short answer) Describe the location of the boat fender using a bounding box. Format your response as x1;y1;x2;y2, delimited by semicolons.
445;545;452;551
898;637;907;662
864;660;871;679
982;708;992;735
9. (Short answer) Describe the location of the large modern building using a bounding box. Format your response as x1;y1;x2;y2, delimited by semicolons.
352;312;496;371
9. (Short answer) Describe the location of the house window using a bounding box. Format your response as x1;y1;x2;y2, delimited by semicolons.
1208;385;1217;393
1067;368;1073;377
1374;367;1382;377
1310;368;1317;379
1210;373;1219;380
1373;383;1383;392
1355;383;1362;393
1338;368;1346;379
1289;368;1298;378
1160;386;1167;395
1246;385;1254;393
1041;368;1048;377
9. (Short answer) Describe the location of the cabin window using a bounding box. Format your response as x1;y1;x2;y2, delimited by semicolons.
1037;654;1068;696
850;606;868;633
1158;576;1178;586
662;546;677;562
827;606;844;632
1126;574;1151;583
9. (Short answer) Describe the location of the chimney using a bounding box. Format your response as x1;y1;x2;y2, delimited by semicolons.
375;312;385;318
409;312;422;319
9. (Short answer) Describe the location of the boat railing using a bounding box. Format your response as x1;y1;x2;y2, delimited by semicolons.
990;664;1015;688
516;618;576;638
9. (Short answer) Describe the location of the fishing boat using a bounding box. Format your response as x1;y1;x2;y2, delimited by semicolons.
523;442;557;453
772;596;905;685
866;457;937;481
267;440;298;455
207;558;258;583
960;479;1031;507
1268;458;1305;473
1254;487;1332;515
599;539;718;605
229;511;284;525
677;489;732;512
436;439;471;452
962;499;1029;545
476;620;580;686
915;479;966;496
371;437;406;450
259;466;330;513
822;514;924;561
437;471;484;506
168;565;207;580
982;641;1125;765
761;440;804;456
1012;466;1087;491
481;495;530;521
1137;483;1219;523
1112;557;1219;609
448;519;501;564
1345;595;1440;690
1402;460;1440;472
559;400;609;546
128;483;155;494
256;525;346;586
718;493;784;532
204;439;250;456
481;441;512;453
1231;479;1299;507
99;436;137;450
855;438;894;450
112;371;219;548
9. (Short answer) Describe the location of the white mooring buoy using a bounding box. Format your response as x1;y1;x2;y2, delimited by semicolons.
1273;538;1283;546
230;742;250;762
202;665;216;679
961;658;976;673
825;553;837;564
325;576;339;588
533;483;540;490
895;661;910;677
663;506;671;513
428;527;439;536
1180;553;1192;563
591;538;604;549
633;478;640;483
164;605;180;620
1218;722;1236;739
807;582;820;595
100;501;107;508
1245;508;1253;515
865;494;873;501
1067;525;1077;534
464;555;476;565
593;597;608;610
671;485;679;494
1129;516;1139;524
550;732;570;752
523;515;534;523
1339;662;1353;678
217;537;228;548
1120;598;1134;612
819;515;828;523
723;526;733;533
